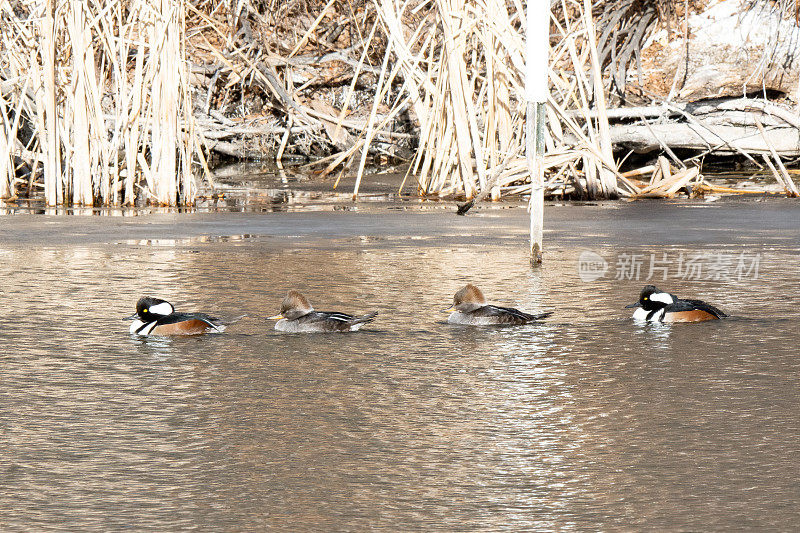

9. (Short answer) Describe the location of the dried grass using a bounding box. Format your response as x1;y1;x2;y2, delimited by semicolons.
0;0;206;206
362;0;630;201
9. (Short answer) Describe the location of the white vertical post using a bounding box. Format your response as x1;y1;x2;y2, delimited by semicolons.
525;0;550;265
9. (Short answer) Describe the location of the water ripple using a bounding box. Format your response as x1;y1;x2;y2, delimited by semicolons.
1;210;800;530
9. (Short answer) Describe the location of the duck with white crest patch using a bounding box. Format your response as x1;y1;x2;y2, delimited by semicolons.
625;285;728;323
127;297;229;336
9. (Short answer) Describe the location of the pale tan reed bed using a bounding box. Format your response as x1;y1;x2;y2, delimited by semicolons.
2;0;797;207
0;0;206;206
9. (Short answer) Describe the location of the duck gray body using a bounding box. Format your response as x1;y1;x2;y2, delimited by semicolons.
270;290;377;333
447;284;552;325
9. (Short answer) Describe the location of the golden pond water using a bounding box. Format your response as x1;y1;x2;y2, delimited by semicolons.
1;200;799;530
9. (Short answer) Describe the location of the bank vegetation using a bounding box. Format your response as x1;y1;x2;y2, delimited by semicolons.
1;0;799;206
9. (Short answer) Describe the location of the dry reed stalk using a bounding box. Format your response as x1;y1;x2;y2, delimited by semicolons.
66;0;92;206
761;154;790;195
697;182;776;195
582;0;617;198
37;0;61;205
0;100;12;199
370;0;624;202
286;0;338;59
755;117;799;197
620;164;655;178
330;18;380;145
0;0;206;207
635;166;699;198
352;35;395;198
655;156;670;185
0;73;26;199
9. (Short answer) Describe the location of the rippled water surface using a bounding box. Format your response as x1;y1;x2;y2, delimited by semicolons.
2;201;800;531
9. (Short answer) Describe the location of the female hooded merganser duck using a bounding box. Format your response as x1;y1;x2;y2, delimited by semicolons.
268;290;378;333
445;284;552;325
128;297;226;336
625;285;728;323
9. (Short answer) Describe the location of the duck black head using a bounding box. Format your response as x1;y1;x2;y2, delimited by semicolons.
135;297;175;320
625;285;675;311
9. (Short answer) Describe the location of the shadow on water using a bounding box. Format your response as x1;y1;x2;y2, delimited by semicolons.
1;198;800;530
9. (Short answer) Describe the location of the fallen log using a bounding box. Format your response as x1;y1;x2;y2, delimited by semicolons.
608;123;800;156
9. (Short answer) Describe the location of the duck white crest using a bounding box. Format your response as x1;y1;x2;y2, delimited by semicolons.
650;292;674;305
148;301;174;316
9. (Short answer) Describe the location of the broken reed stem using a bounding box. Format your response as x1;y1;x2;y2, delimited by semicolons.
0;99;12;199
755;117;799;197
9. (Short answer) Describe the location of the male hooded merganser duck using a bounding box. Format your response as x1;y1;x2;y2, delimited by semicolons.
127;297;226;336
445;284;552;325
625;285;728;323
268;290;378;333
